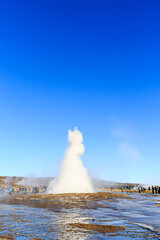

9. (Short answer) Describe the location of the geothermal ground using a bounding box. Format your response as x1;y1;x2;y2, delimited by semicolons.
0;177;160;239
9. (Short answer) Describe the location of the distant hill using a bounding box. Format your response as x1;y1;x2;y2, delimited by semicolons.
0;176;139;189
92;178;140;189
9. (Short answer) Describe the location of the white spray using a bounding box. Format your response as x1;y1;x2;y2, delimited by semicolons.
47;128;94;193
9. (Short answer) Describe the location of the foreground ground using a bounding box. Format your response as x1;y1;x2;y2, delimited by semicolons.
0;191;160;239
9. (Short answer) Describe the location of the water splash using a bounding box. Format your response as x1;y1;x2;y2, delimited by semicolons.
48;128;94;193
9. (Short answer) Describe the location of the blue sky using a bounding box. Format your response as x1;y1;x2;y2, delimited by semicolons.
0;1;160;184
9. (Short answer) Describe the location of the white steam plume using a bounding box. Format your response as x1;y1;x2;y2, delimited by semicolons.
47;128;94;194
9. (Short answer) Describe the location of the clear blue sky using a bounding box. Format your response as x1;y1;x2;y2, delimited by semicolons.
0;0;160;184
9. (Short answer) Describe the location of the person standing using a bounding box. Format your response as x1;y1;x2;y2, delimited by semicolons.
155;186;158;194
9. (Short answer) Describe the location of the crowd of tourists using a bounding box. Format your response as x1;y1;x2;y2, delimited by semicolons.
0;186;40;195
151;186;160;194
137;186;160;194
117;185;160;194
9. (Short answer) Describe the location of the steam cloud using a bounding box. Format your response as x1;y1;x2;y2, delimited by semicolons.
47;128;94;193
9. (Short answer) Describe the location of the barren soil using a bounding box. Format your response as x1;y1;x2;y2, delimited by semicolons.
0;192;131;211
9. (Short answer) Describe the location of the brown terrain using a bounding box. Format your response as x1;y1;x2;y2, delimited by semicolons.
0;192;128;239
0;177;159;239
0;176;130;239
0;192;132;211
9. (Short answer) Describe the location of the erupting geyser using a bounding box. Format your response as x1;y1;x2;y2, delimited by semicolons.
47;128;94;193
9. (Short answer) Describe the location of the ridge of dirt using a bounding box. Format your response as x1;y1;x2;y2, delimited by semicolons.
70;223;125;234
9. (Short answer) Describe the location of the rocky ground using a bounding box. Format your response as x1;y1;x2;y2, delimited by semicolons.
0;177;159;239
0;192;130;239
0;192;132;211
